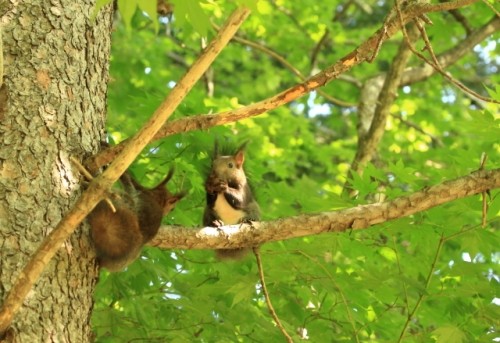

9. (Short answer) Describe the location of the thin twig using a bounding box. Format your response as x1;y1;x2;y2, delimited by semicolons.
393;237;411;315
253;248;294;343
397;235;444;342
70;156;94;181
438;0;473;34
310;28;330;70
310;0;354;71
297;251;360;342
480;0;500;17
70;156;117;212
414;19;440;67
269;0;303;32
479;153;488;227
396;0;499;104
213;23;356;107
392;113;444;147
401;16;499;86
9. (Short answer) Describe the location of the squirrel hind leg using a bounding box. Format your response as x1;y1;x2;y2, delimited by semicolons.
88;201;143;271
215;248;250;260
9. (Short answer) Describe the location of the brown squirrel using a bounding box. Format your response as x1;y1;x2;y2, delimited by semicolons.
88;169;185;271
203;141;260;260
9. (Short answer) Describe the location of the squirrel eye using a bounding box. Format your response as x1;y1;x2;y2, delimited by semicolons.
228;162;234;168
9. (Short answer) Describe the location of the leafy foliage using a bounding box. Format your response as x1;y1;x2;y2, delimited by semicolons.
92;1;499;342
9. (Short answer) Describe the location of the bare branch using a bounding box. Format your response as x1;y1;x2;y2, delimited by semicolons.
226;32;356;107
356;16;498;142
347;24;419;186
418;0;479;13
151;168;500;250
480;0;500;17
401;16;499;85
397;235;445;342
253;248;294;342
396;1;499;104
438;0;473;34
392;113;444;147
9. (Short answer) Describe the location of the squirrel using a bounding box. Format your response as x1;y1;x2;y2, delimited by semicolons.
87;169;185;272
203;141;260;260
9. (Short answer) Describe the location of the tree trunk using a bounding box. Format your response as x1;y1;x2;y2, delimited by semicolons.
0;1;112;341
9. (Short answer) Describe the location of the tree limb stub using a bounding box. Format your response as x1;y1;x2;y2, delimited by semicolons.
151;168;500;250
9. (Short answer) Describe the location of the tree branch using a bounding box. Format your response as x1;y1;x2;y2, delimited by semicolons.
396;2;499;104
355;16;497;141
392;113;444;147
348;24;419;183
401;16;499;85
439;0;473;34
85;0;481;172
223;29;357;107
0;7;251;334
151;168;500;250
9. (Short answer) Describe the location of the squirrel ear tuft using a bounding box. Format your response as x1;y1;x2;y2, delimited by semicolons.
213;139;220;159
236;141;249;153
158;168;175;187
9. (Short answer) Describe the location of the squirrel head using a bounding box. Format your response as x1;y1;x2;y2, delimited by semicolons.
210;141;248;182
150;168;186;215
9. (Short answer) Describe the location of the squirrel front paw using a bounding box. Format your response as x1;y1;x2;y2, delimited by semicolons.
207;179;227;193
212;219;224;227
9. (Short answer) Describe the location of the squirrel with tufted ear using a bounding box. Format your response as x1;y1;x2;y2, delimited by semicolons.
88;169;185;271
203;141;260;260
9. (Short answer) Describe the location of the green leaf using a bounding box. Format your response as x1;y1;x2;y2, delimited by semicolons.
431;325;467;343
171;0;211;36
138;0;159;32
117;0;138;29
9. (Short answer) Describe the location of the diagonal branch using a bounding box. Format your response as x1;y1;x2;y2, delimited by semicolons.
0;7;251;334
348;24;419;184
401;16;499;85
151;168;500;250
397;234;444;342
396;2;499;104
356;16;497;141
85;0;481;172
224;31;357;107
253;248;294;342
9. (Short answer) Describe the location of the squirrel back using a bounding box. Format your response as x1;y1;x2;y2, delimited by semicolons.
203;142;260;260
88;169;184;271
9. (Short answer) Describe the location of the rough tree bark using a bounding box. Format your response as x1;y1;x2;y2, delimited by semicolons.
0;1;112;342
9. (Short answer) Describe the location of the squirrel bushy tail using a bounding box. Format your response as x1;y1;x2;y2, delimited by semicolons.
215;248;251;260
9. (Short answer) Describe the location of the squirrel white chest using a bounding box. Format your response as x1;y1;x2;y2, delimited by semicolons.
214;193;245;225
